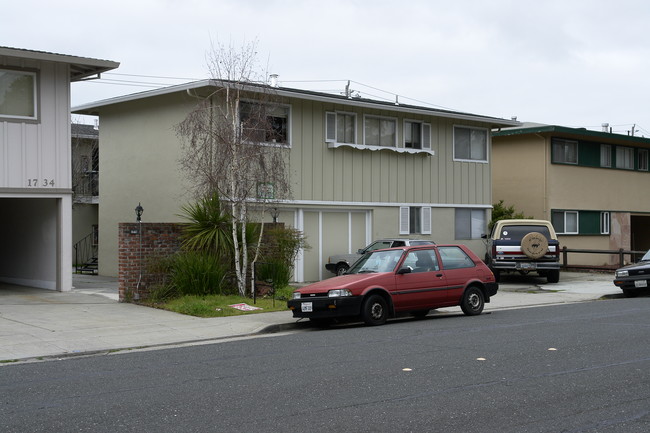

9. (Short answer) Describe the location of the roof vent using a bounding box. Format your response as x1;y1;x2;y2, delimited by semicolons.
269;74;279;88
602;123;609;132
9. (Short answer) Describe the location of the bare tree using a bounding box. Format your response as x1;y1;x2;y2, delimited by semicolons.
176;39;292;296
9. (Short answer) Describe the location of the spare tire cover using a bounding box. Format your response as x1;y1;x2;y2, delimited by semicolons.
521;232;549;259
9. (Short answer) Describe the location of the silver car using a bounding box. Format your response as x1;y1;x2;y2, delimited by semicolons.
325;239;435;276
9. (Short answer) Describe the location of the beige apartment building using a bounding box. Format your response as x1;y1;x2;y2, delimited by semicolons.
492;123;650;267
75;80;518;282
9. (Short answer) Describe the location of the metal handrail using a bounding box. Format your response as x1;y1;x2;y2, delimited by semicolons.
74;232;98;273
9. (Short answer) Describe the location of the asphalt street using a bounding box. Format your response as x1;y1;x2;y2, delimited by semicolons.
2;296;650;432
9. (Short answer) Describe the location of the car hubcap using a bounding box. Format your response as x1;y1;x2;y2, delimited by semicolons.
371;303;383;319
468;293;480;309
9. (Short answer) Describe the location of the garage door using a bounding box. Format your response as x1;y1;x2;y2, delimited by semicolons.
301;210;369;282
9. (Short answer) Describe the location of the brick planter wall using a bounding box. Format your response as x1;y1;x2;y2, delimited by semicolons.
118;223;184;302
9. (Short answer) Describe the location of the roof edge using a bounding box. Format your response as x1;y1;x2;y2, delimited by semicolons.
73;79;520;127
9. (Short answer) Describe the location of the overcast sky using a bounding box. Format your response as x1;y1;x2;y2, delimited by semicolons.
4;0;650;135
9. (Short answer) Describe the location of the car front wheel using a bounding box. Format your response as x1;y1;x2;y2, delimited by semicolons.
336;264;349;276
362;294;388;326
461;286;485;316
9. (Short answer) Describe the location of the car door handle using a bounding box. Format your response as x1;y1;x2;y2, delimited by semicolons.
436;273;443;278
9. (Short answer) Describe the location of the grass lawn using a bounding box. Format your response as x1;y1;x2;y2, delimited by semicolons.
149;294;290;318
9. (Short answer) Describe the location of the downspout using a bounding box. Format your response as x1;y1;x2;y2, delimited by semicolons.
535;133;549;220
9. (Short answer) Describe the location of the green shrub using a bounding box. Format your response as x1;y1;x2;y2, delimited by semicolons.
274;285;296;301
256;259;293;291
169;251;231;296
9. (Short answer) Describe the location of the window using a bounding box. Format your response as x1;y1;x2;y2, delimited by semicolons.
403;249;439;273
639;149;649;171
399;206;431;235
455;209;486;239
552;211;578;234
325;112;356;144
364;115;396;147
0;69;37;120
454;126;487;162
240;102;289;145
600;144;611;167
438;246;475;270
615;146;634;169
404;120;431;150
552;139;578;164
601;212;610;235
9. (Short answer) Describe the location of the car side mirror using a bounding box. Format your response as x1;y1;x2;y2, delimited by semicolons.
397;266;412;275
481;234;488;239
357;249;365;254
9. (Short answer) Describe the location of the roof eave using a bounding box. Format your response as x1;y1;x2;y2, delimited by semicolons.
73;79;520;127
0;46;119;81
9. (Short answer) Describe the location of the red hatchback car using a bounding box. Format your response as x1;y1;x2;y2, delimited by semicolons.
288;244;498;326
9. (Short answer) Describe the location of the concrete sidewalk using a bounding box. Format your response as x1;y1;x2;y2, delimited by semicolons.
0;271;621;363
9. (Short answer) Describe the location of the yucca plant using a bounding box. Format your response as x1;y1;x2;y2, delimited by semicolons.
179;192;233;257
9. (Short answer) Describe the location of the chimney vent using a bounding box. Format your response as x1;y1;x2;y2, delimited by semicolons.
269;74;279;88
602;123;609;132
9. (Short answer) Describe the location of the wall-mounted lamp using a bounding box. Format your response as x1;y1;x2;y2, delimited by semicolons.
135;203;143;222
270;207;280;223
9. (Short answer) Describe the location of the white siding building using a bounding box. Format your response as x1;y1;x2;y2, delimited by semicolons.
0;47;118;290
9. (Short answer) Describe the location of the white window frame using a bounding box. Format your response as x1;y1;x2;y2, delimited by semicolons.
616;146;634;170
0;68;38;121
363;114;398;148
239;100;291;147
638;149;649;171
325;111;357;144
403;119;431;150
554;210;579;234
454;208;486;240
600;144;611;168
552;138;578;164
453;125;489;163
600;212;610;235
399;206;431;235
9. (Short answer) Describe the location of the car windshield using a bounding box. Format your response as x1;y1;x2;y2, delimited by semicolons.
348;249;404;274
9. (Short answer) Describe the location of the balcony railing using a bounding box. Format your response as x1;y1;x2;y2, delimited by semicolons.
74;171;98;197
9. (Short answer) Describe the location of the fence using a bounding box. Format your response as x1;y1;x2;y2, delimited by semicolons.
561;247;647;270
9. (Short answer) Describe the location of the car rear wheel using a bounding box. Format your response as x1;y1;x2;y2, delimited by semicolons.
336;263;349;276
362;294;388;326
547;269;560;283
461;286;485;316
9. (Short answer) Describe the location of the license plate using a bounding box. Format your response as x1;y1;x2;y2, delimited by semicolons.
301;302;313;312
517;262;537;270
635;280;648;288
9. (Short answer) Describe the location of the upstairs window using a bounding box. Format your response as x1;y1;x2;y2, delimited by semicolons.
600;144;612;168
552;138;578;164
325;111;356;144
404;120;431;150
639;149;649;171
364;115;397;147
240;101;290;145
0;69;37;120
615;146;634;170
454;126;487;162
